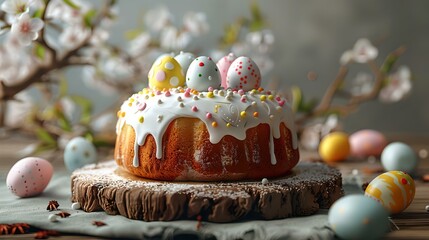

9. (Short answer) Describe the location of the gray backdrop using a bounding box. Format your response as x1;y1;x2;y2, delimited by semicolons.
71;0;429;135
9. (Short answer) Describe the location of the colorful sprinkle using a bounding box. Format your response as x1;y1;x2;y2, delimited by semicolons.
211;121;218;127
192;106;198;112
253;112;259;118
139;116;144;123
240;111;247;118
179;102;185;108
260;95;267;101
268;95;274;100
206;113;212;119
207;92;214;98
226;123;232;127
137;102;146;111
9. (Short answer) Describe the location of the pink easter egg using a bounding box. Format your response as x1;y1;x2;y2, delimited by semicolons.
6;157;53;198
226;56;261;91
216;53;236;89
350;129;388;158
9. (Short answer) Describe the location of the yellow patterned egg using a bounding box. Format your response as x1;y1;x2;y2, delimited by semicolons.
148;56;185;90
318;132;350;162
365;171;415;214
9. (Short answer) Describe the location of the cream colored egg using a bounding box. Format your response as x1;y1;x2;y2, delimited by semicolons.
148;56;185;90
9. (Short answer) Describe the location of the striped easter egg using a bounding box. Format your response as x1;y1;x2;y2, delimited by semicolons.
365;171;415;214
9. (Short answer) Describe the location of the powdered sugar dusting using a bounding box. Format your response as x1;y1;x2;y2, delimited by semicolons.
72;160;341;199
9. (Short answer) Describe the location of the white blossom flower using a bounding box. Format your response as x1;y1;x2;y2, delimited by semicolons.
3;91;34;128
160;26;191;51
1;0;31;15
102;57;134;81
300;115;341;150
379;66;412;103
351;72;374;96
82;65;117;95
90;28;109;46
183;12;208;36
90;112;116;133
10;12;44;46
128;32;151;56
145;6;172;32
60;97;78;124
59;24;90;50
340;38;378;65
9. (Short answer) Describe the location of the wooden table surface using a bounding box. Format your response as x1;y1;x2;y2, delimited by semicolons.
1;133;428;240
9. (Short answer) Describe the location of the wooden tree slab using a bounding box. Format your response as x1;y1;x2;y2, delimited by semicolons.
71;160;343;223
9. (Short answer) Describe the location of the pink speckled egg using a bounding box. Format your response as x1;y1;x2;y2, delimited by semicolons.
350;129;387;158
216;53;236;89
6;157;53;198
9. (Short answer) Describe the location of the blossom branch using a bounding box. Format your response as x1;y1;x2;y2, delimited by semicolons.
0;1;112;102
295;45;406;126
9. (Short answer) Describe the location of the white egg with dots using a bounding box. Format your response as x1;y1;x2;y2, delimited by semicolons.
186;56;221;91
7;157;53;198
226;56;261;91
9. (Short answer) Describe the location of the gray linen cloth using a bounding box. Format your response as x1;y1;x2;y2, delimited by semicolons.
0;169;360;240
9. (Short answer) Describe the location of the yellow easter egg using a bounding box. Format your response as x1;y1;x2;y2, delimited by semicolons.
365;171;415;214
148;56;185;90
318;132;350;162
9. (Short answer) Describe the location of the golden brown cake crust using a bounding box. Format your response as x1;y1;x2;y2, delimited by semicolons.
115;118;299;181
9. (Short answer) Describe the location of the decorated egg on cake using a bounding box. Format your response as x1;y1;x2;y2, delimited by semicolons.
7;157;53;197
365;171;415;214
328;195;389;240
226;56;261;91
186;56;221;91
148;55;185;90
381;142;418;172
64;137;97;171
318;132;350;162
174;51;195;74
350;129;387;158
216;53;236;89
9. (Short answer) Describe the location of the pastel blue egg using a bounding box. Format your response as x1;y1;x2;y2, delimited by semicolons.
64;137;97;172
186;56;221;91
328;195;389;240
174;51;195;74
381;142;418;173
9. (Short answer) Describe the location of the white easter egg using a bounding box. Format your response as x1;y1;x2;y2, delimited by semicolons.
328;195;390;240
7;157;53;197
64;137;97;171
226;56;261;91
216;53;236;89
381;142;418;173
174;51;195;74
186;56;221;91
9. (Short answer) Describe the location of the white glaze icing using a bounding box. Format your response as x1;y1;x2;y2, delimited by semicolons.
116;88;298;167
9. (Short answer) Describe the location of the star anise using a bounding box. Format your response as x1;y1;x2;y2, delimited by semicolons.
34;230;60;239
92;221;106;227
10;223;30;234
46;200;59;211
55;211;70;218
0;224;11;235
